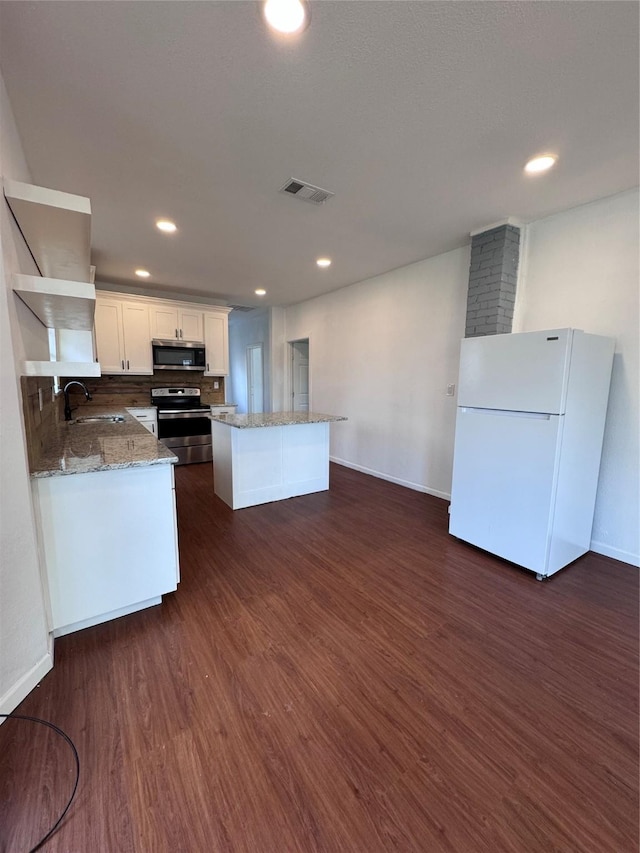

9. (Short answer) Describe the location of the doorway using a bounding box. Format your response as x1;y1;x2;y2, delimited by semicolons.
289;338;309;412
246;344;264;414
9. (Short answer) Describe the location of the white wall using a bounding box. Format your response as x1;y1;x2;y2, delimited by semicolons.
228;308;271;413
282;247;470;499
515;189;639;565
0;76;52;714
279;189;638;565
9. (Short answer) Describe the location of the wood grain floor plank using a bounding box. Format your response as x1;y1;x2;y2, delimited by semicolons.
0;462;637;852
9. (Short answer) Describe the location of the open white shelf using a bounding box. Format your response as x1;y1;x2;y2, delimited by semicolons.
23;360;102;378
4;178;99;376
4;178;91;282
14;274;96;331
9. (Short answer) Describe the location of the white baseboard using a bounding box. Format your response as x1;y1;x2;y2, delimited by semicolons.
330;456;450;501
0;652;53;718
330;457;638;567
590;540;640;567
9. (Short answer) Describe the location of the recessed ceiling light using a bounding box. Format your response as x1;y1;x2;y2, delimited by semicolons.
263;0;310;34
135;269;151;278
316;257;331;268
156;219;177;233
255;288;267;296
524;154;557;174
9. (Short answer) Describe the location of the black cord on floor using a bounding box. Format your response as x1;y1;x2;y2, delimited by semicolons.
0;713;80;853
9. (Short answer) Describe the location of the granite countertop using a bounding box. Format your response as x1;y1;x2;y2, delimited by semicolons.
209;412;348;429
31;407;177;479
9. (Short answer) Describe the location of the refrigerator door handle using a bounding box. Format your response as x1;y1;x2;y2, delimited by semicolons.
460;407;552;420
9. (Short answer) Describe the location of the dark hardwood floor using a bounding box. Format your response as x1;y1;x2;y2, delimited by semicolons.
1;462;638;852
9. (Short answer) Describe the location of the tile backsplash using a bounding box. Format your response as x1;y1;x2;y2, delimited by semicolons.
21;376;61;470
58;371;226;407
20;372;226;471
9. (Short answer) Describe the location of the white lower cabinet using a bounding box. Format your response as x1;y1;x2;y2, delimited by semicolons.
94;297;153;374
32;464;179;637
126;407;158;435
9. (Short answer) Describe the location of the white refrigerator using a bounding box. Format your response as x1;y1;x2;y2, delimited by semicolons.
448;328;614;579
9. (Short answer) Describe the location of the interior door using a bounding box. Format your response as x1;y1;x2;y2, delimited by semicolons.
247;344;264;414
291;339;309;412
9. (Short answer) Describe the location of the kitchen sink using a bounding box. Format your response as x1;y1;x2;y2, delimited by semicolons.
72;415;126;424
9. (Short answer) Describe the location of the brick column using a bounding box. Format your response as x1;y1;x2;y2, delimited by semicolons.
465;223;520;337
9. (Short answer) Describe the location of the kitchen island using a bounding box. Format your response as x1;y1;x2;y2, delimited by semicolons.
210;412;347;509
30;408;180;637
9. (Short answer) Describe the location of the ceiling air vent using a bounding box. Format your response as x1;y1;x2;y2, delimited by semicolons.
229;305;255;312
279;178;334;205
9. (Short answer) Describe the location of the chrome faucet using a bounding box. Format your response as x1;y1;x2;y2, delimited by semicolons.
63;380;92;421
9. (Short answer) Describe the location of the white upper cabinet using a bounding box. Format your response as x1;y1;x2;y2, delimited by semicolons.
151;305;180;340
151;305;204;342
122;302;153;373
96;291;230;376
204;310;230;375
180;308;204;342
94;299;123;373
95;297;152;375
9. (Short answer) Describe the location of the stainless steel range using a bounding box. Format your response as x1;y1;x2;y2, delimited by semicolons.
151;387;211;465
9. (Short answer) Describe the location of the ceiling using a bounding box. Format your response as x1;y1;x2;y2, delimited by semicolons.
1;2;638;309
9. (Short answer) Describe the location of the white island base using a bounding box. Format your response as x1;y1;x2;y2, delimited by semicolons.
212;416;340;509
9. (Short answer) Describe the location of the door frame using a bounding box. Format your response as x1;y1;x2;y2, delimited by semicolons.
246;342;264;414
287;336;311;412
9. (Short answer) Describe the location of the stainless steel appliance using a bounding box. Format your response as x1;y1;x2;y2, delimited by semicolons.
152;339;206;371
151;387;211;465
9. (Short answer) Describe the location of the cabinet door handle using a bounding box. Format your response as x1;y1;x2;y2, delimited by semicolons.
206;363;209;372
127;360;130;370
175;328;179;339
179;329;183;339
121;360;125;370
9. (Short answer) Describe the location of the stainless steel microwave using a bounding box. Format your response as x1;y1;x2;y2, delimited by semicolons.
152;339;206;371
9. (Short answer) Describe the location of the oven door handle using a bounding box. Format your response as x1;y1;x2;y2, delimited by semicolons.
158;410;210;419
